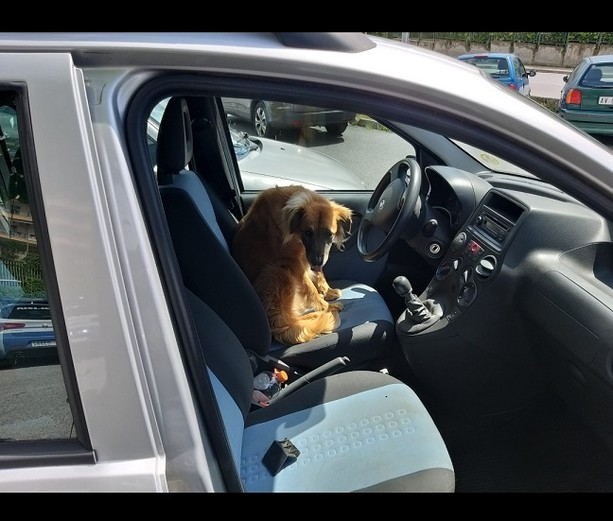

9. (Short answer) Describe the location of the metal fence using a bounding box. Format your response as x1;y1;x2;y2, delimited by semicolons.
369;32;613;46
0;259;45;298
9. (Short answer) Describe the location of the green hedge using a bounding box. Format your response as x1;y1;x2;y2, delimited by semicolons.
369;33;613;45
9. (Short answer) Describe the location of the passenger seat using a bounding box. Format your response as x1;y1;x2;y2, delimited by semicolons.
186;286;455;492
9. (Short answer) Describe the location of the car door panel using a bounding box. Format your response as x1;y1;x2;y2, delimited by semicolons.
0;52;175;491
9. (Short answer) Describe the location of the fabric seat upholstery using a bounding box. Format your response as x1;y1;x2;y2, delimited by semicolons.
186;287;455;492
156;97;398;372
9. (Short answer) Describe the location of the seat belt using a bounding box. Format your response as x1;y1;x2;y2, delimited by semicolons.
192;117;244;220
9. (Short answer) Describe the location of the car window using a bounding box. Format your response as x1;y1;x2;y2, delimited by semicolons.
581;64;613;86
0;300;51;320
222;97;415;191
150;95;536;191
0;91;74;442
461;57;510;78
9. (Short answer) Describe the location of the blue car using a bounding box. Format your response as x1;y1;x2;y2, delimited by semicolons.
0;328;57;367
457;52;537;97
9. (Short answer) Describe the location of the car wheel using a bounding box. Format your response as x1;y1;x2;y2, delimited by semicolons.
325;122;348;136
252;101;276;138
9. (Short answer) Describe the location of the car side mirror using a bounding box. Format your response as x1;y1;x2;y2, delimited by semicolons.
563;75;569;83
528;70;536;77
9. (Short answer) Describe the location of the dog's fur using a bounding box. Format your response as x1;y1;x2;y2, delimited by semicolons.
232;185;353;345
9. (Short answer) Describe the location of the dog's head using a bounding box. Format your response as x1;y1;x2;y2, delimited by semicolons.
282;189;353;271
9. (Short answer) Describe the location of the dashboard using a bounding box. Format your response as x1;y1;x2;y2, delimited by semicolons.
397;163;613;430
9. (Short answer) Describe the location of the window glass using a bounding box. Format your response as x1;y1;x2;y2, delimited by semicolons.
0;91;74;442
581;64;613;87
221;97;415;191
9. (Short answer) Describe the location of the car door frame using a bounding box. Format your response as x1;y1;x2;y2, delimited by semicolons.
0;53;217;491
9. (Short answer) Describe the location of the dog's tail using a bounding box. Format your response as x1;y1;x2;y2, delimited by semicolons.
271;308;341;345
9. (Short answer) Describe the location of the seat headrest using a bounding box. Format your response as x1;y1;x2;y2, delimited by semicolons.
584;68;603;84
156;97;194;185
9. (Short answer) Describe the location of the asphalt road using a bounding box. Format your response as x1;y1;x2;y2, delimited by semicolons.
530;70;567;99
0;363;74;441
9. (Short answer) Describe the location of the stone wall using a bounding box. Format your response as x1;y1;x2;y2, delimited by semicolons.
412;39;613;69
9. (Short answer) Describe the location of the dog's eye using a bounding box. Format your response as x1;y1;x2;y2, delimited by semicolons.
303;229;314;238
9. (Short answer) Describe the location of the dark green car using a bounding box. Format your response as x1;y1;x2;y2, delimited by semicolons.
559;54;613;136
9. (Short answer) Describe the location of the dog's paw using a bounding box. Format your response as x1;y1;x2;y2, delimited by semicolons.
328;302;343;313
325;288;342;301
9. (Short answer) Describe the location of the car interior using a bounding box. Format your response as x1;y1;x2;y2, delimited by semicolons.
155;98;397;374
126;76;613;492
149;95;454;492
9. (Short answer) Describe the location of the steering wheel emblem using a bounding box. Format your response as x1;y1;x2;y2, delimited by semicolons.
378;199;386;211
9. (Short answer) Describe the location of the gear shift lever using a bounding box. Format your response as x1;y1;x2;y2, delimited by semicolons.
392;276;433;324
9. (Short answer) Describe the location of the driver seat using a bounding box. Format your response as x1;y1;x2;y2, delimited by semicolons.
157;97;398;372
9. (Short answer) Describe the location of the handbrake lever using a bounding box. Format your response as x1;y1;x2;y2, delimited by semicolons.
267;356;350;405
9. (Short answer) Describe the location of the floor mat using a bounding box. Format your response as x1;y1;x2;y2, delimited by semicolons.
430;393;613;493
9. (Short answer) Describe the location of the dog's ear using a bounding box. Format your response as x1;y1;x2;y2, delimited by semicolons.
332;203;353;250
288;207;305;234
281;204;306;244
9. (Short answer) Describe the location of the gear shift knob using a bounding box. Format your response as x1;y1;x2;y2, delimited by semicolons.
393;275;433;324
392;276;413;298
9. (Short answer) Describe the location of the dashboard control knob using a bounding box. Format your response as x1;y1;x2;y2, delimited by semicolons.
476;255;497;278
436;261;452;279
422;219;438;237
457;283;477;307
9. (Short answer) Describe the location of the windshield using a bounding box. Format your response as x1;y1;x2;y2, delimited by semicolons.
453;141;538;178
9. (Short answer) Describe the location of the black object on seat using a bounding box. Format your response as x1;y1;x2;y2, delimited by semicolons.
156;97;398;372
185;286;455;492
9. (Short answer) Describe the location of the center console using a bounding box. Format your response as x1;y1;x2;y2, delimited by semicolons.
394;190;540;423
397;190;527;337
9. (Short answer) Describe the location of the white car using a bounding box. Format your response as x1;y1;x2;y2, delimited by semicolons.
0;32;612;493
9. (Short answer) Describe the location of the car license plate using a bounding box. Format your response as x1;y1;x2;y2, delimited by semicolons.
598;96;613;105
31;340;56;348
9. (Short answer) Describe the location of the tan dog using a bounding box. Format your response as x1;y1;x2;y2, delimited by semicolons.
232;185;353;345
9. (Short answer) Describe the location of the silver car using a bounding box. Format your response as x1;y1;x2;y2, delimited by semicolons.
222;97;356;138
0;32;612;493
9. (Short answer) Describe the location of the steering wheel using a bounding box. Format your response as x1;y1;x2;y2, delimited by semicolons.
357;157;422;262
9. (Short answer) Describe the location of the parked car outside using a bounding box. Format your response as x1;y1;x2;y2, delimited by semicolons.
221;98;356;138
148;99;366;190
457;52;537;96
0;32;613;493
0;299;56;367
558;54;613;136
229;126;366;190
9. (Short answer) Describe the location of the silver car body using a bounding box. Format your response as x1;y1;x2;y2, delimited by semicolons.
234;131;366;190
0;32;611;492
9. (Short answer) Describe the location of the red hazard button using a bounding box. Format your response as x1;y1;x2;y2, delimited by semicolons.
466;240;484;261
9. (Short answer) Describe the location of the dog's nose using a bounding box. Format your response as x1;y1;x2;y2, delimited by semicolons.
312;255;324;267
